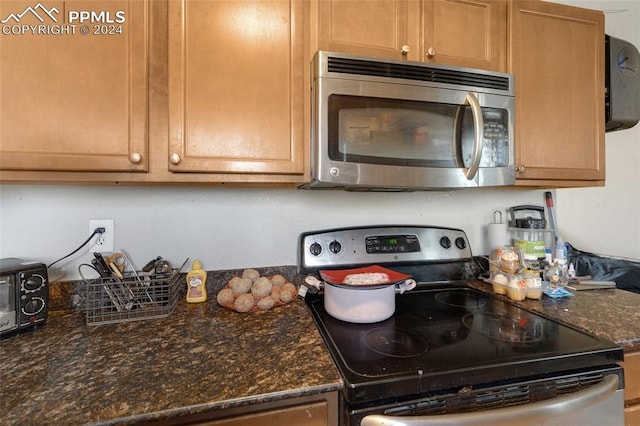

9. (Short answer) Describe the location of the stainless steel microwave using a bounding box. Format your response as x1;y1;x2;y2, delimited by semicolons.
301;51;516;190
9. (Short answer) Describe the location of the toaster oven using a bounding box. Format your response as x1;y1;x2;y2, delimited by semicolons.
0;258;48;337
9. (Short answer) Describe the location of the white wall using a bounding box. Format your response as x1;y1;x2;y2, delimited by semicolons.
553;0;640;259
2;0;639;281
0;185;550;280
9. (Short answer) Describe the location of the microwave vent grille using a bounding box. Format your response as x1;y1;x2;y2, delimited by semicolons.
327;56;510;91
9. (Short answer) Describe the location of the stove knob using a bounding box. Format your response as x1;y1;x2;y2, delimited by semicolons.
455;237;467;250
329;240;342;254
439;236;451;249
309;242;322;256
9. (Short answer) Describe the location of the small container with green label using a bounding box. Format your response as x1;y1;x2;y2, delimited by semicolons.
508;205;553;261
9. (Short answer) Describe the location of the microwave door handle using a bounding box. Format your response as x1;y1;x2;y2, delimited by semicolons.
463;92;483;180
361;374;619;426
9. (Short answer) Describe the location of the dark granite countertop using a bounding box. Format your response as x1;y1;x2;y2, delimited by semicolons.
0;270;343;425
468;280;640;353
3;264;640;426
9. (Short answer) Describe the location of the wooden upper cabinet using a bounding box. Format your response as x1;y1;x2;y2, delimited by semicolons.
509;0;605;185
425;0;506;71
167;0;305;176
317;0;414;60
317;0;507;72
0;0;148;172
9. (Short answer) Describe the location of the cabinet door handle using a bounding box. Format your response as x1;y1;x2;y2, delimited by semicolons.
401;45;411;55
169;153;181;165
426;47;436;58
516;164;526;173
129;152;142;164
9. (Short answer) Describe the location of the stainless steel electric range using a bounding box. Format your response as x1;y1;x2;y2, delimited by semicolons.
298;225;625;426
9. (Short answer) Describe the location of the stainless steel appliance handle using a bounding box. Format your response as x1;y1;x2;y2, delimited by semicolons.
463;92;483;180
361;374;619;426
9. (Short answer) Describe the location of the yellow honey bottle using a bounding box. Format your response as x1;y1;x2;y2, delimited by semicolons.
186;260;207;303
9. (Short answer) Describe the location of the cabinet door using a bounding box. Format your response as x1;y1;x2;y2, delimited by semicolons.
424;0;506;72
204;401;328;426
0;0;148;172
168;0;305;175
316;0;506;70
620;352;640;401
620;351;640;425
317;0;417;60
510;0;605;185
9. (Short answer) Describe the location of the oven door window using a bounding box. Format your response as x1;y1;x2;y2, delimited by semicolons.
0;275;16;330
328;94;509;169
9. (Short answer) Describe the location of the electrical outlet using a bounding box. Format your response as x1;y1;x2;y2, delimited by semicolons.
89;219;115;253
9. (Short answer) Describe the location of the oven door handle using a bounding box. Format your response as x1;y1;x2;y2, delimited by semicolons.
360;374;619;426
463;92;483;181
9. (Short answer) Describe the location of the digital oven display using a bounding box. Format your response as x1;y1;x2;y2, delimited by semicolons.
365;235;420;254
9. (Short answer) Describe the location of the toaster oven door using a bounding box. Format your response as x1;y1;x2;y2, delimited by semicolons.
0;274;17;334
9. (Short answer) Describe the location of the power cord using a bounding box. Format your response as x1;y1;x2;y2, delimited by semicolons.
48;227;106;269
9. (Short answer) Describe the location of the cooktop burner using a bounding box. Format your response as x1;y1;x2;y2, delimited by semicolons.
364;327;429;358
462;313;545;345
434;290;487;310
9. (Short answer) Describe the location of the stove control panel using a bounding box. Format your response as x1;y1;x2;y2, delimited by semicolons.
299;225;472;270
365;234;421;254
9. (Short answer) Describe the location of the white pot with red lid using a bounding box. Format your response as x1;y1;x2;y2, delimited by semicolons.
305;265;416;323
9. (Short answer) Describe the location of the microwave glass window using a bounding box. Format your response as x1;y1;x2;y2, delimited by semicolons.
329;95;461;167
328;95;510;169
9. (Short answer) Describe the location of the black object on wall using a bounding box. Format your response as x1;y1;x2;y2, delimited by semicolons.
605;34;640;132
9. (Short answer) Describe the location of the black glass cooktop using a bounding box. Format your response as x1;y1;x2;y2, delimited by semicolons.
307;286;623;405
